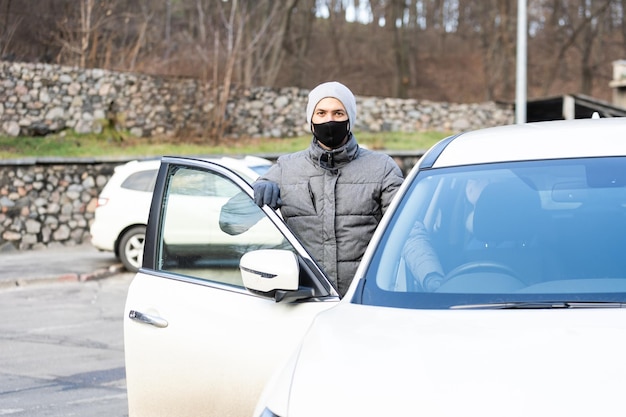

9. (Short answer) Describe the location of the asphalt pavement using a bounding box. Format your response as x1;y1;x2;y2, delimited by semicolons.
0;243;125;288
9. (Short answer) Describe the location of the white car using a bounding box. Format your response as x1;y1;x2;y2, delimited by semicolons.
124;117;626;417
90;155;272;272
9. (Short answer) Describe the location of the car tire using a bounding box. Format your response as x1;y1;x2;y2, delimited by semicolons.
118;225;146;273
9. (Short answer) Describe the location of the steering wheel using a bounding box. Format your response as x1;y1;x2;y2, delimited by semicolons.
444;261;519;282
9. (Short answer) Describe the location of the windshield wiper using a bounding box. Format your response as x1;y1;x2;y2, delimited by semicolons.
450;301;626;310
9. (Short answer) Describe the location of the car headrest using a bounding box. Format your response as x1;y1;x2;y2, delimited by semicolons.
472;180;542;244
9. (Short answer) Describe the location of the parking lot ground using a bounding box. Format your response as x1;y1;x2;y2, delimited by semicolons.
0;244;124;288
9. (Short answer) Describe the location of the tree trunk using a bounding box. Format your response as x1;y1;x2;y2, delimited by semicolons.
79;0;94;68
388;0;411;98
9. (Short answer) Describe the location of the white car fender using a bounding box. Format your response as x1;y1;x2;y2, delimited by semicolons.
252;344;302;417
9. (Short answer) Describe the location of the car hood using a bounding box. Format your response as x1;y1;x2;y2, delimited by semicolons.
283;303;626;417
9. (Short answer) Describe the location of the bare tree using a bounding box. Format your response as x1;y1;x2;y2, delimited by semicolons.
387;0;412;98
539;0;612;96
282;0;317;87
0;0;19;57
126;2;153;71
622;0;626;56
236;0;302;87
260;0;300;86
79;0;94;68
164;0;172;58
475;0;501;100
50;0;124;68
575;0;613;94
189;0;247;142
3;0;626;108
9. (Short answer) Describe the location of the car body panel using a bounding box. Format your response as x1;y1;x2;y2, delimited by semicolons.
124;273;336;417
123;157;339;417
432;117;626;168
265;303;626;417
89;160;159;252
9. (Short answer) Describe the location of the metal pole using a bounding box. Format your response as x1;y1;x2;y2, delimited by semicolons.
516;0;527;124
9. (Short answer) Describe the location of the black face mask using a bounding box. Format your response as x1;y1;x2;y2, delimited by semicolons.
312;120;350;149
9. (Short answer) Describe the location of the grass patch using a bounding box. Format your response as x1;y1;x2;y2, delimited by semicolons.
0;130;450;159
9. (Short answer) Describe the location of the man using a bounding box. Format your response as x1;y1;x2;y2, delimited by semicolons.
403;178;490;291
253;81;404;296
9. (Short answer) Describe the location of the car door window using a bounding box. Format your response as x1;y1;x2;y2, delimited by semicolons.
121;169;157;191
157;165;290;287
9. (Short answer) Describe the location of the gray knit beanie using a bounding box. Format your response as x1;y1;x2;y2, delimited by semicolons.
306;81;357;129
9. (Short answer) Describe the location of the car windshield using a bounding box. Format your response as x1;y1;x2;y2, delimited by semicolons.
362;156;626;309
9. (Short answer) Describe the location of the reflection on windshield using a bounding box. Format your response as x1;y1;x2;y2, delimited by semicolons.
364;157;626;309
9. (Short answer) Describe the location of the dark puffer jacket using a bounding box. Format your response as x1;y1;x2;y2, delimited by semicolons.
258;135;404;296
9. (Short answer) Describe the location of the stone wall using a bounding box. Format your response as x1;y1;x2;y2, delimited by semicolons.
0;61;514;139
0;160;115;251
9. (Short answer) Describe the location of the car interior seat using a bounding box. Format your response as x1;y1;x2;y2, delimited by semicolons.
463;178;548;285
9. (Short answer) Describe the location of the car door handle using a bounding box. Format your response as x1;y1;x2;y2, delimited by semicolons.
129;310;169;328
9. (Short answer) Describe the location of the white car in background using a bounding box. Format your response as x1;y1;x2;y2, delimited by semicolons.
90;155;272;271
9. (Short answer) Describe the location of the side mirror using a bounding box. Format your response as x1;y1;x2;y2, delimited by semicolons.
240;249;299;293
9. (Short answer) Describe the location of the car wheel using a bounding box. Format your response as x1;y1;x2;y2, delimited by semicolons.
118;226;146;272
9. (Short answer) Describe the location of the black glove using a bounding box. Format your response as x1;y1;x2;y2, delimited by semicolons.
253;181;282;209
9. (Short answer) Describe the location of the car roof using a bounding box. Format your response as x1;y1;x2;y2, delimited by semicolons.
430;117;626;168
113;155;272;174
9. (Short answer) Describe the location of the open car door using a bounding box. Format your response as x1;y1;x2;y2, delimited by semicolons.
123;156;339;417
